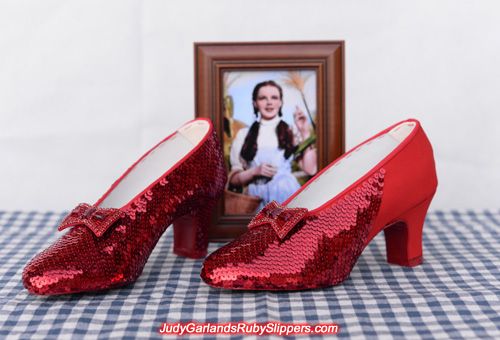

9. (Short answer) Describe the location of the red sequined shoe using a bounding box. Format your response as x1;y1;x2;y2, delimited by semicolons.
23;118;227;295
201;119;437;290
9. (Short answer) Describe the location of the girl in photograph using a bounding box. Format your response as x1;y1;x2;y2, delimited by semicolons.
229;80;317;210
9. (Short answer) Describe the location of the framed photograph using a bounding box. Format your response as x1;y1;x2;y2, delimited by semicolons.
195;41;345;240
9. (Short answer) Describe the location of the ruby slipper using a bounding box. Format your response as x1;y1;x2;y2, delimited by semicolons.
23;118;227;295
201;118;438;290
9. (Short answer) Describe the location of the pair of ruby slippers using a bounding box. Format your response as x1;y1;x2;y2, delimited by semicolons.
23;118;437;295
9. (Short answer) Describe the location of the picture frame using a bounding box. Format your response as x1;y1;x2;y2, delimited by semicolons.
194;41;345;240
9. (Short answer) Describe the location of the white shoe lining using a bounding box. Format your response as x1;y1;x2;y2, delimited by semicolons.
287;122;416;210
99;121;210;208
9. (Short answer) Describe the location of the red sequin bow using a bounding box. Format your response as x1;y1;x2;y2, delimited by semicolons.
58;203;123;237
248;200;308;240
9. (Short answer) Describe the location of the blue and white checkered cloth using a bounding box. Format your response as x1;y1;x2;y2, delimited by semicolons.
1;210;499;339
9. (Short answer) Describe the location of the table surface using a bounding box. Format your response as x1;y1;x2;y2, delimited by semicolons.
0;210;499;340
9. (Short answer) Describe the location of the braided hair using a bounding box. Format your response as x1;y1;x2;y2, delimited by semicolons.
240;80;296;163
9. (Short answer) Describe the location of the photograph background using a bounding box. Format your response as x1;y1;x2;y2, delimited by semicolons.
222;70;318;215
1;0;499;211
225;70;316;128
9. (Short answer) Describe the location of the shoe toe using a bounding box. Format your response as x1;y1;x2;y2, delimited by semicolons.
200;248;252;290
22;250;85;295
200;227;292;290
22;226;131;295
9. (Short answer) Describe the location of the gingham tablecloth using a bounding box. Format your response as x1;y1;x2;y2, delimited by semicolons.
0;210;499;340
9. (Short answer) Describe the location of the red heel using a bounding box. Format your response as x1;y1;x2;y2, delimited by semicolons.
384;197;433;267
173;198;217;259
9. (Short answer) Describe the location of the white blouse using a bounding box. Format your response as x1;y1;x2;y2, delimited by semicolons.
230;115;302;171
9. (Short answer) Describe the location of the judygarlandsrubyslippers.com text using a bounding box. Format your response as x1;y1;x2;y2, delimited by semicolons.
158;321;339;336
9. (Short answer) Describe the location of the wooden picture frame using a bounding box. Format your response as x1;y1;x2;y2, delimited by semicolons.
194;41;345;241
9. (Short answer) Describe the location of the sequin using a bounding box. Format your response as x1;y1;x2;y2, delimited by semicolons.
248;201;308;240
23;127;227;295
58;203;123;237
201;169;385;290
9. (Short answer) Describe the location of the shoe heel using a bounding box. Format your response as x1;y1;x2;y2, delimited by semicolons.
172;198;217;259
384;197;433;267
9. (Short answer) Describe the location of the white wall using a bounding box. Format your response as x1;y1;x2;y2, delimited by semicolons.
1;0;499;211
